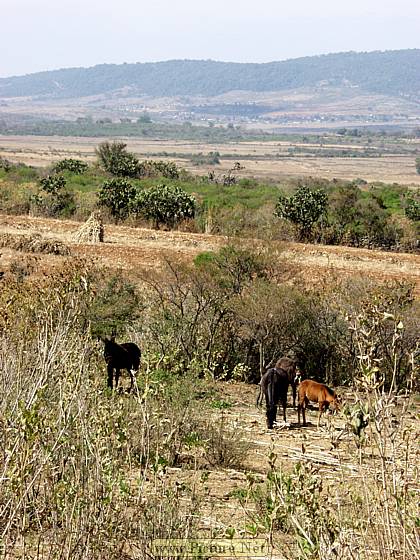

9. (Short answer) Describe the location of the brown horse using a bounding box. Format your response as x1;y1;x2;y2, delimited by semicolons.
297;379;340;427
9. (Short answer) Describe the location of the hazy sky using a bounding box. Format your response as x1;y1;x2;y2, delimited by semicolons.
1;0;419;77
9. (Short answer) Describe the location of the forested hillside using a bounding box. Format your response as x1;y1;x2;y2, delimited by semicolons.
1;49;419;100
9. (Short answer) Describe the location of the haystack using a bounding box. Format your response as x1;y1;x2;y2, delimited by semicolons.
73;212;104;244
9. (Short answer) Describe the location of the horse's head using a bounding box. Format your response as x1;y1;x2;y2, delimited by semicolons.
103;335;117;359
294;368;302;386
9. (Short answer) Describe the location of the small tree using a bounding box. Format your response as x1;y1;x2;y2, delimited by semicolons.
95;141;140;177
133;184;196;229
97;178;137;220
137;113;152;124
275;185;328;240
36;174;75;216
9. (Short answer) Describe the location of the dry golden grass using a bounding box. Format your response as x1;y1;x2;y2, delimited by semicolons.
1;135;420;184
0;213;419;296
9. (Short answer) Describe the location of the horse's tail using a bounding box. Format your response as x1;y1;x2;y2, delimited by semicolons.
267;378;275;408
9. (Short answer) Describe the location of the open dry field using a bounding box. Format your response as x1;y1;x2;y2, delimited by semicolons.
1;213;419;294
1;134;420;185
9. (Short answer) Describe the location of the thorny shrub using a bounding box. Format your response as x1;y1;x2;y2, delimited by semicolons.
0;261;252;558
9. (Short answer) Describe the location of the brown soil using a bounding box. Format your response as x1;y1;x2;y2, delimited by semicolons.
0;213;419;295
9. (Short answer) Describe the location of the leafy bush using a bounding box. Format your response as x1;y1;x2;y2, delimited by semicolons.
275;185;328;240
95;141;140;177
88;274;141;338
405;195;420;221
53;158;89;174
133;184;196;228
39;174;66;195
137;160;180;179
97;178;137;220
0;156;12;171
35;174;75;217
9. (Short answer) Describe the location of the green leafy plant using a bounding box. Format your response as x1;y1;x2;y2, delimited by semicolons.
39;174;66;195
35;174;75;216
133;184;196;228
95;141;140;177
53;158;88;174
88;273;141;338
405;196;420;221
138;160;180;179
275;185;328;240
97;177;137;220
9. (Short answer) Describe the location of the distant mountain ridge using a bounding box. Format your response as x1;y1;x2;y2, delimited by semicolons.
0;50;419;100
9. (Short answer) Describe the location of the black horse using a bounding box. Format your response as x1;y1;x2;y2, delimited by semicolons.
275;356;301;408
257;367;289;429
103;336;141;391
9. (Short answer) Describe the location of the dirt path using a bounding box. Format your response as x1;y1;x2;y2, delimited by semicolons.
0;213;419;294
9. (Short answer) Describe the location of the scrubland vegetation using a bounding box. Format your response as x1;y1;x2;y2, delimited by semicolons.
0;141;418;251
0;133;419;559
0;240;418;558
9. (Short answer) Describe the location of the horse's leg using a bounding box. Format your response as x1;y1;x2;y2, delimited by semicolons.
292;383;297;409
282;396;287;423
266;405;275;429
317;402;324;428
107;364;114;390
129;369;135;392
302;399;307;426
115;369;120;389
273;404;278;426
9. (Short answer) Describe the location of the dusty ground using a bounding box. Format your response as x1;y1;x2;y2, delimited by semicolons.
137;380;419;559
0;213;419;296
1;135;420;185
1;213;419;558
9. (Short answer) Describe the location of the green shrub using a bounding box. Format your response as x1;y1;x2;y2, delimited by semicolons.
405;196;420;221
137;160;180;179
97;178;137;220
95;141;140;177
53;158;88;174
132;184;196;228
190;151;221;166
88;274;141;338
35;174;75;217
0;156;12;171
275;185;328;240
39;174;66;195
